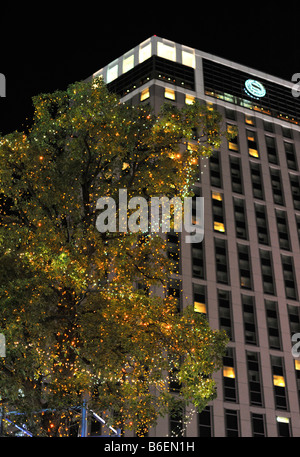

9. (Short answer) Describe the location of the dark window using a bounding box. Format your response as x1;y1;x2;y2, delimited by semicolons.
250;162;264;200
242;294;258;345
218;289;233;340
255;203;269;245
233;197;248;240
275;209;290;251
246;351;264;407
270;168;285;206
265;135;278;164
191;242;205;279
198;406;213;437
289;173;300;210
230;156;243;194
251;413;266;437
260;250;276;295
215;238;229;284
210;150;222;187
224;409;239;437
265;299;281;350
281;254;298;300
237;244;252;289
284;141;297;170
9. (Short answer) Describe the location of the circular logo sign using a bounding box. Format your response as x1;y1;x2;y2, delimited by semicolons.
244;79;266;99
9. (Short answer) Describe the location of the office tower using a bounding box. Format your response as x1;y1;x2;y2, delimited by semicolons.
91;36;300;437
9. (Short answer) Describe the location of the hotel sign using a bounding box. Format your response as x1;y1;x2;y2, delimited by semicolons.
244;79;266;99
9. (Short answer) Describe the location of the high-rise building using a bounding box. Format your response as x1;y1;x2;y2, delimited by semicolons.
91;36;300;437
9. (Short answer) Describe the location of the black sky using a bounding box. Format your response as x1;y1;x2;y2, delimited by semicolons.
0;4;299;135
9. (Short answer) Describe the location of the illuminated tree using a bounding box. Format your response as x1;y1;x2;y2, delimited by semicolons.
0;78;228;436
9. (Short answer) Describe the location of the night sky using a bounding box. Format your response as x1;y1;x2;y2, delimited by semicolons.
0;5;299;135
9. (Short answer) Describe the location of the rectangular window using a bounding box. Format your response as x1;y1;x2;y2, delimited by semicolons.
277;416;291;437
284;141;298;170
185;94;195;105
237;244;252;289
265;299;281;350
212;192;225;233
247;129;259;158
198;406;213;437
242;294;258;345
164;88;175;100
251;413;266;437
271;356;288;411
295;214;300;246
270;168;284;206
289;173;300;210
275;209;290;251
265;135;278;164
250;162;264;200
157;41;176;62
218;289;233;340
245;114;255;126
263;120;274;132
260;250;276;295
140;87;150;101
225;409;239;437
227;124;238;151
122;53;134;74
215;238;229;284
223;348;238;403
193;283;206;314
182;49;195;68
255;203;269;245
233;197;248;240
191;242;205;279
281;254;298;300
210;151;222;188
230;156;243;194
247;351;264;407
287;304;300;335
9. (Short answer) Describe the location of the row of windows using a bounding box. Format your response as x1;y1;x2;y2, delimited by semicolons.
192;283;300;349
198;406;292;437
191;235;298;300
226;122;299;171
222;347;300;411
210;150;300;213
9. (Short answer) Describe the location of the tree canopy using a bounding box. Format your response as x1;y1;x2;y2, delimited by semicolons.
0;77;228;436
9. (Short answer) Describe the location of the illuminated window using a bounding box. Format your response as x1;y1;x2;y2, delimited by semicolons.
182;50;195;68
193;284;206;314
140;88;150;101
212;191;222;201
214;221;225;232
157;41;176;61
139;41;151;63
277;416;291;437
227;124;238;151
185;94;195;105
123;54;134;74
245;114;255;125
106;63;118;83
194;301;206;314
223;366;235;378
295;359;300;370
273;375;285;387
164;88;175;100
247;130;259;157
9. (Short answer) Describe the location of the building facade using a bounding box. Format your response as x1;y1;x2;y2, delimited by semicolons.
91;36;300;437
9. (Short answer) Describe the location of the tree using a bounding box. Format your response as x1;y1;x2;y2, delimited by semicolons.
0;77;228;436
